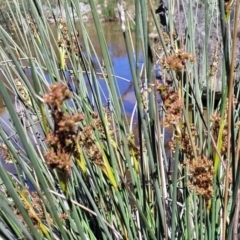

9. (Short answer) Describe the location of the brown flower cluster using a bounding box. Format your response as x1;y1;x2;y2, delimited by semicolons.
44;82;72;108
188;156;214;201
157;83;183;127
57;19;81;57
181;124;199;158
14;187;53;230
78;124;102;163
78;110;115;164
168;123;213;201
169;124;199;159
44;84;85;176
161;49;195;72
168;123;199;167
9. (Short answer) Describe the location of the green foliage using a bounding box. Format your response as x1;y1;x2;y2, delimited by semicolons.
99;0;116;20
0;0;239;239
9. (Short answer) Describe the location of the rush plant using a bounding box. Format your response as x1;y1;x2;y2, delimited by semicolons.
0;0;239;239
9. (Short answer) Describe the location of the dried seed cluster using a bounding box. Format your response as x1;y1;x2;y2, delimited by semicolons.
14;187;53;230
57;19;81;57
188;156;214;201
78;111;115;164
157;83;183;127
161;49;195;72
181;125;199;158
10;14;39;39
44;84;84;176
43;83;113;174
169;124;199;160
79;124;102;162
168;123;214;200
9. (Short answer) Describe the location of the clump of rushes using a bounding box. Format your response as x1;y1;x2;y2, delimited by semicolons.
171;124;214;201
78;110;118;189
44;83;84;178
166;112;214;200
156;83;183;128
161;48;195;72
168;123;214;200
188;156;214;201
44;84;118;189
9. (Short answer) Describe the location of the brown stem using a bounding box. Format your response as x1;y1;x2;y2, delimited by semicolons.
222;2;240;238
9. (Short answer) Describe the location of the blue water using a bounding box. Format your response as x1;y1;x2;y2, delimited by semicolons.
25;56;163;117
95;55;136;114
25;55;138;117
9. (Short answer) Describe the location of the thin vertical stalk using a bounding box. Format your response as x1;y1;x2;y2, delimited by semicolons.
199;196;203;240
171;142;179;239
211;175;217;240
135;0;141;78
226;1;240;239
184;166;191;239
204;0;211;156
206;211;212;239
192;193;199;240
139;0;147;59
123;27;166;238
218;0;230;114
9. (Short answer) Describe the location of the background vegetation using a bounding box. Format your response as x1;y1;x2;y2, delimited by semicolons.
0;0;239;239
